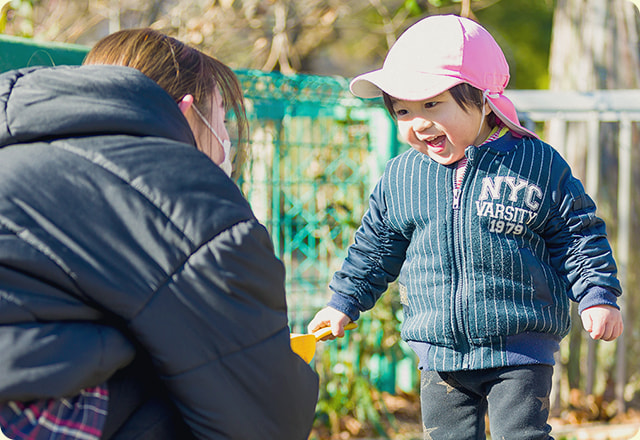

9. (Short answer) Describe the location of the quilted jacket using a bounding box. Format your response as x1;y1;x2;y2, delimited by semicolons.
0;65;318;439
328;133;621;371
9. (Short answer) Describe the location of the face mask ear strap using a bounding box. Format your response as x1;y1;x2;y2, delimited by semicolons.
191;105;226;147
191;105;233;176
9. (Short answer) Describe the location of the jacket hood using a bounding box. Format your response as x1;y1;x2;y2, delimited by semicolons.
0;65;196;148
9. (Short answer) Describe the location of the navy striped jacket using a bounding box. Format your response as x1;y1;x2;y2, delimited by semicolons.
328;132;621;371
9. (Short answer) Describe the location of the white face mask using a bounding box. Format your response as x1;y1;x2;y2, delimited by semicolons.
218;144;232;177
192;105;233;177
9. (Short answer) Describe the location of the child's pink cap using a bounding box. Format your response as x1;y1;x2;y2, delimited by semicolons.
350;14;538;139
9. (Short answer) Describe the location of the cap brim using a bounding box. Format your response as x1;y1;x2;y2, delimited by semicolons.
350;69;463;101
486;94;538;139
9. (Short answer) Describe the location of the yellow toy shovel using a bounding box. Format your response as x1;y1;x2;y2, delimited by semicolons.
290;322;358;363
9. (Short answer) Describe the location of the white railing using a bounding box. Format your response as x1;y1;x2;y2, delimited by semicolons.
507;89;640;412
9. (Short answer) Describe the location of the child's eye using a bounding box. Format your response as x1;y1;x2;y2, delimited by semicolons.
424;101;437;109
394;108;408;116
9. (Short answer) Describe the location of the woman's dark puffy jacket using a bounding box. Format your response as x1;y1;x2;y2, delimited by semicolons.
0;65;318;439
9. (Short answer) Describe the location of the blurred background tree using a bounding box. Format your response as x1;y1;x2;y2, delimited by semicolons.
1;0;554;87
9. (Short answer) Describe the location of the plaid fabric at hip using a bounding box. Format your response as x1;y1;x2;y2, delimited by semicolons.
0;385;108;440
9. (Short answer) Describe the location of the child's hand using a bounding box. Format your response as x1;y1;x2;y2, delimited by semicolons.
307;307;352;341
580;305;623;341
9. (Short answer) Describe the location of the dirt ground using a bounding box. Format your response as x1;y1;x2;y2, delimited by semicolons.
311;390;640;440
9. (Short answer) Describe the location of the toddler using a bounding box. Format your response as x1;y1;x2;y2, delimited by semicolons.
308;15;623;439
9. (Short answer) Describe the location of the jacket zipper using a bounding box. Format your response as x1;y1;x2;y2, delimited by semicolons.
451;161;470;369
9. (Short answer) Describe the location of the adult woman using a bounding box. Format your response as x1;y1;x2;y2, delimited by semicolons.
0;29;318;439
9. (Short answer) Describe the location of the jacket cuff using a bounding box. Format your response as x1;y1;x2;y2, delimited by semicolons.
578;286;620;315
327;293;361;322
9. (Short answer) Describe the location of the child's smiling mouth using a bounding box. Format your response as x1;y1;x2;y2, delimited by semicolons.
422;134;447;152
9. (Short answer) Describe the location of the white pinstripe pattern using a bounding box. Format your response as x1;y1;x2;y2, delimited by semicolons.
379;132;607;370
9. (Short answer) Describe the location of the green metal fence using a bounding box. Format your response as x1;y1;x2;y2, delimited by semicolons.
235;70;419;394
235;70;400;328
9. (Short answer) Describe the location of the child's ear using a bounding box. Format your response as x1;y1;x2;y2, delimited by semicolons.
178;94;195;115
483;100;493;116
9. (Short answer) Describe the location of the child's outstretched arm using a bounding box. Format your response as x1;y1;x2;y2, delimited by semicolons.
308;307;353;341
580;305;623;341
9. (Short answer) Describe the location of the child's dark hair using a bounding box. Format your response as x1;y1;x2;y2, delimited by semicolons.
382;83;496;127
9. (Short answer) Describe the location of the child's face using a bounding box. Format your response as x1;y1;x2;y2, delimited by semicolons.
391;91;492;165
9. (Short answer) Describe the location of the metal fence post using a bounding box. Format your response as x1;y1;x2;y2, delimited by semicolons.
615;115;632;413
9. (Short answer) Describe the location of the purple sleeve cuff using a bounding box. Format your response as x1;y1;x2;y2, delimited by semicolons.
578;286;620;315
327;292;362;322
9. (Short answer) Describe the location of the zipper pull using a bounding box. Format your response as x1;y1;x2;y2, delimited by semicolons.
453;188;461;210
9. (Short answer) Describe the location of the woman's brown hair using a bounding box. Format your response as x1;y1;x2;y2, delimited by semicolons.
83;28;248;174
